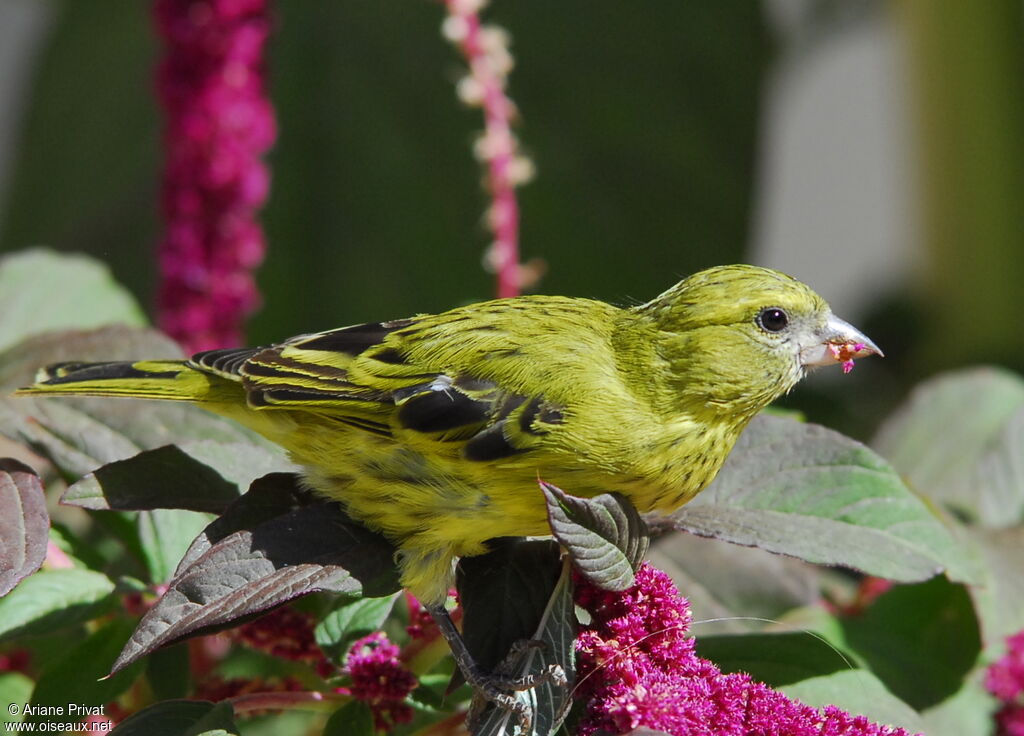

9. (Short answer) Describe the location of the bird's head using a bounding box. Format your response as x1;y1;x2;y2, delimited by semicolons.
639;264;881;418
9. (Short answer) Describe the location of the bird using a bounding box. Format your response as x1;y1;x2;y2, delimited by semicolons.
16;264;879;696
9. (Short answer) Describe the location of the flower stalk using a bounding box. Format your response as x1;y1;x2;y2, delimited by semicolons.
154;0;275;351
442;0;535;298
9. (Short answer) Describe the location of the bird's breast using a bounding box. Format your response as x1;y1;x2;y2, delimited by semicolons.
618;418;742;513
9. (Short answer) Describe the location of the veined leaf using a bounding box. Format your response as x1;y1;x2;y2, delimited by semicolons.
110;700;239;736
63;442;293;513
671;415;976;584
0;568;115;641
28;618;143;725
315;593;400;665
781;670;926;734
458;539;564;675
0;249;145;354
111;477;399;674
542;482;648;592
471;558;575;736
0;459;48;597
873;367;1024;527
694;631;853;687
649;532;820;636
840;576;980;710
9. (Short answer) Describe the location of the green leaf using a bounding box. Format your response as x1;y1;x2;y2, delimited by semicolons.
28;618;144;725
0;327;281;480
137;509;217;584
63;442;291;513
967;525;1024;643
146;643;191;702
542;482;648;592
111;492;399;674
315;594;400;665
182;701;238;736
48;522;106;570
694;631;854;687
0;459;48;597
0;568;115;641
323;701;374;736
0;673;33;725
781;670;927;734
111;700;239;736
671;414;977;584
649;532;820;635
840;576;981;710
471;558;575;736
919;677;997;736
0;249;145;353
873;367;1024;527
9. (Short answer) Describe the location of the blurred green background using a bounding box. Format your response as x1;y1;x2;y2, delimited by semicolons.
0;0;1022;437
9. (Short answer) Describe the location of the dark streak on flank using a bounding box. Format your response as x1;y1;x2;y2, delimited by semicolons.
397;390;490;433
493;394;527;420
539;404;565;425
372;347;407;365
463;425;528;461
518;397;544;435
518;397;565;435
334;416;392;438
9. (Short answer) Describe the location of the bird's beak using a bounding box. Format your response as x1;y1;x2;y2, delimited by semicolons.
800;313;883;372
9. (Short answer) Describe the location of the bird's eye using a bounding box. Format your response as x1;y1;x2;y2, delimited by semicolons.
757;307;789;333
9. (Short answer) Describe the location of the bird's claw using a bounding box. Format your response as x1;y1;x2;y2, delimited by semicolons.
466;639;568;733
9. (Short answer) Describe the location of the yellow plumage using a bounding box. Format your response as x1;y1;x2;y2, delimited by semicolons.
15;265;879;605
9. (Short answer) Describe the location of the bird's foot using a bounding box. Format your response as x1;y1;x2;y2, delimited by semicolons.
427;604;567;733
465;639;567;733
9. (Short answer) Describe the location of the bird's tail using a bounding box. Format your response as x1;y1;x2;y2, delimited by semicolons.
14;360;230;403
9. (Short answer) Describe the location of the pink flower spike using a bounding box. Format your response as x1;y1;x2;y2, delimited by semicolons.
843;359;856;374
443;0;534;299
572;562;921;735
342;632;418;731
154;0;275;352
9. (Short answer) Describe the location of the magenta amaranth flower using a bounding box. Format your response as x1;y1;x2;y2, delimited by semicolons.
340;632;418;731
405;592;441;641
231;605;333;678
154;0;275;352
573;563;918;736
988;631;1024;703
997;705;1024;736
986;630;1024;736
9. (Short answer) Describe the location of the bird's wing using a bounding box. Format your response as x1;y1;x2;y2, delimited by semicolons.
189;316;568;460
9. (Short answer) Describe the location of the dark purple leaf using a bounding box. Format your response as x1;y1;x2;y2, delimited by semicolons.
111;489;399;674
458;539;563;673
542;481;648;592
0;458;49;597
108;700;238;736
171;472;318;578
62;443;275;513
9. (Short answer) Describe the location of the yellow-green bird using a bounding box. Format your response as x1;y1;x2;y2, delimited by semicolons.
16;264;878;686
